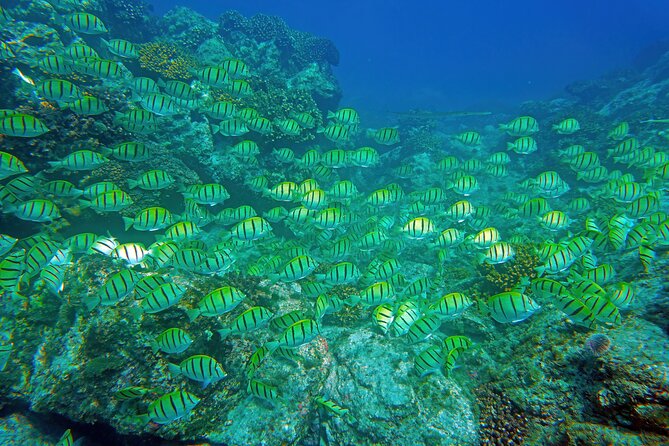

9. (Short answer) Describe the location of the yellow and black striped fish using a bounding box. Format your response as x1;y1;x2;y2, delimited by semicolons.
0;114;49;137
142;390;200;424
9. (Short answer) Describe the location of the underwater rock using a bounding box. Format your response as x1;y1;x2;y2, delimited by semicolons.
218;10;340;70
329;328;478;445
218;10;248;35
563;421;669;445
163;117;214;160
0;412;52;445
158;7;217;51
644;286;669;336
195;37;235;67
0;20;64;65
598;76;669;118
91;0;157;41
633;404;669;434
639;47;669;84
584;318;669;435
288;63;342;113
562;47;669;119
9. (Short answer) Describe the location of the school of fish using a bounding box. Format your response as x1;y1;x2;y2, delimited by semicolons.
1;1;669;440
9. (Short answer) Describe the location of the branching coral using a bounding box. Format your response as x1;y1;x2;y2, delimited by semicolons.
138;41;197;80
478;243;540;295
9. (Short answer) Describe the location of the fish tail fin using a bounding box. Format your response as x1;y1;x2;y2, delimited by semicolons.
129;306;143;320
185;308;200;322
166;363;181;377
476;299;490;317
345;294;361;306
149;341;159;355
130;414;150;425
122;216;134;231
84;296;100;311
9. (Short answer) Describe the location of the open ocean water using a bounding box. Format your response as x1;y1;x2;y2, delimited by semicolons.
0;1;668;445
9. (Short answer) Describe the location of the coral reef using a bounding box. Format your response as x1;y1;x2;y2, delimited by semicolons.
0;19;63;62
138;41;197;80
3;84;128;175
577;319;669;438
468;290;669;445
156;7;217;51
89;0;157;41
242;78;322;145
216;10;342;112
1;3;668;446
478;243;540;296
219;12;339;68
476;385;529;445
286;62;342;113
562;42;669;121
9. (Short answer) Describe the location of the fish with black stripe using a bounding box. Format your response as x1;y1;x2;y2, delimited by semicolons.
218;306;274;339
136;390;200;424
168;355;227;388
266;319;321;351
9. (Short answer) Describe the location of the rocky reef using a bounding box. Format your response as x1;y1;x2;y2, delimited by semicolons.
2;247;667;445
217;10;341;113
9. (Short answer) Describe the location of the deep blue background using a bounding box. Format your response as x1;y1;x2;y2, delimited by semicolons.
150;0;669;113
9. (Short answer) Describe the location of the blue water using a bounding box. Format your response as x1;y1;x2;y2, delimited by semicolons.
154;0;669;112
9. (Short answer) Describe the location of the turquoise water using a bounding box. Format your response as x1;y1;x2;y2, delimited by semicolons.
0;1;668;445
